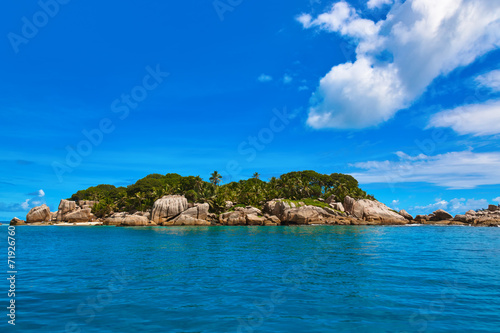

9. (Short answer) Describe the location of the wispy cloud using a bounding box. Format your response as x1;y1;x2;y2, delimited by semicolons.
351;150;500;189
412;198;488;214
367;0;393;9
283;74;293;84
257;74;273;82
298;0;500;129
428;100;500;136
476;69;500;91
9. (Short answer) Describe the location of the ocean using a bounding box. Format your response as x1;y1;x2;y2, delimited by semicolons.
1;224;499;332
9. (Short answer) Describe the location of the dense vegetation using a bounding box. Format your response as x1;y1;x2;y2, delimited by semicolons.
69;171;374;217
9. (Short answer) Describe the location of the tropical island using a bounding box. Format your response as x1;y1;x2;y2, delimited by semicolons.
10;171;500;227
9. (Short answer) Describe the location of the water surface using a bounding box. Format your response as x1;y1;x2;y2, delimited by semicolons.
1;225;499;332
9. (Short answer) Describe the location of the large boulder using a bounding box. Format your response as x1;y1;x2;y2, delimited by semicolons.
263;199;339;225
133;211;151;220
151;195;188;224
26;204;51;223
56;199;77;222
166;203;210;226
10;217;26;225
246;214;266;226
104;213;153;226
121;215;151;226
454;214;475;223
432;209;453;221
399;209;413;221
66;208;94;222
263;199;302;221
264;215;281;226
167;215;210;226
329;202;345;212
488;205;499;212
78;200;98;209
219;211;247;225
325;195;336;204
343;196;407;224
415;214;430;222
185;203;209;220
282;206;325;224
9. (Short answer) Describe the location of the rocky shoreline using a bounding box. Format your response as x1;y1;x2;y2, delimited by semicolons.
9;195;500;227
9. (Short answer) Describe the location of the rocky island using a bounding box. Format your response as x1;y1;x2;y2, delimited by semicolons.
9;171;500;227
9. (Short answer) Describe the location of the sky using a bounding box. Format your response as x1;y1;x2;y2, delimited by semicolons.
0;0;499;220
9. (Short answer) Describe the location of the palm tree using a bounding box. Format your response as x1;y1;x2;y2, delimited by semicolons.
253;172;260;180
209;171;222;187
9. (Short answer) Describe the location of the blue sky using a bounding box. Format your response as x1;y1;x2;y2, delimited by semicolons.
1;0;499;220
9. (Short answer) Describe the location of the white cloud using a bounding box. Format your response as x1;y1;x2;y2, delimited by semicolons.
414;198;449;212
413;198;488;214
38;189;45;197
493;197;500;203
298;0;500;129
476;69;500;91
298;86;309;91
428;100;500;136
391;199;400;209
351;150;500;189
20;199;30;210
257;74;273;82
283;74;293;84
367;0;393;10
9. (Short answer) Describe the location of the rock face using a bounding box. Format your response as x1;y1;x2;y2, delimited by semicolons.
263;199;302;221
219;210;247;225
325;195;336;204
399;209;413;221
432;209;453;221
343;196;407;224
219;206;279;226
415;214;430;222
329;202;345;212
10;217;25;225
104;213;153;226
26;204;51;223
121;215;151;226
78;200;98;210
282;206;331;224
66;208;94;222
166;203;210;226
151;195;188;224
455;208;500;226
488;205;499;212
56;199;77;222
263;199;342;225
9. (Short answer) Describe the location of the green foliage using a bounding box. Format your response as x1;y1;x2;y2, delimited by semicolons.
70;170;374;214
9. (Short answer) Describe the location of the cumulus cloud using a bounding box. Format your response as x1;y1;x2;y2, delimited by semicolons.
428;100;500;136
298;0;500;129
413;197;488;214
350;150;500;189
493;197;500;203
476;69;500;91
257;74;273;82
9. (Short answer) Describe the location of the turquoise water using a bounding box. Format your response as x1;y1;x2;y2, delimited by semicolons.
1;225;499;332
